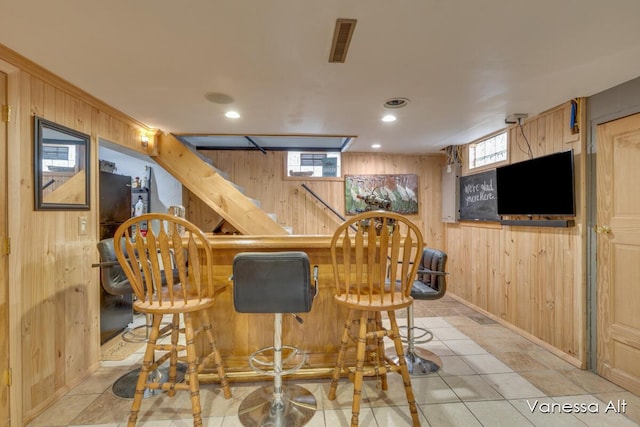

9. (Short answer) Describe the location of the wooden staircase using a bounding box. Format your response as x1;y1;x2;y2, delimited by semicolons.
152;133;288;235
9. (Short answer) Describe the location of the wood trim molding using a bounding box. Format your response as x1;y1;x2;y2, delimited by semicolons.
0;56;23;427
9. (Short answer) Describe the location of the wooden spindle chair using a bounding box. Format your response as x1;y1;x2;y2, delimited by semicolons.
328;210;424;426
113;213;231;427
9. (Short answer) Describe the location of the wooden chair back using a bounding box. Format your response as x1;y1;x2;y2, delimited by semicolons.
113;213;213;310
330;210;424;309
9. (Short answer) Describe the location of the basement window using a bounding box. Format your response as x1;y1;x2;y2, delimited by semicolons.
468;131;508;169
287;151;341;178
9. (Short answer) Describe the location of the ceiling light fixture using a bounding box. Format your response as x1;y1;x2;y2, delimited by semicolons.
371;143;381;149
381;114;396;122
383;97;410;109
225;111;240;119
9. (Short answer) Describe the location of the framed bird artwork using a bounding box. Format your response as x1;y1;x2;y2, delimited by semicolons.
345;174;419;215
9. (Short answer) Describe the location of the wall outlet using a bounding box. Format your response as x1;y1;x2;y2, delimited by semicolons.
78;216;87;236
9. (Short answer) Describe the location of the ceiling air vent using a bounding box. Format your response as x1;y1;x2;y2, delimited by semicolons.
329;18;357;63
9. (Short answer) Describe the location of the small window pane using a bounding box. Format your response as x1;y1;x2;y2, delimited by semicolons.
301;153;327;166
287;151;341;178
468;132;508;169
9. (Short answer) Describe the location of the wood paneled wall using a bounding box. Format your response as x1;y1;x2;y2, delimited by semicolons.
187;151;446;246
190;101;588;368
447;101;587;367
1;44;151;425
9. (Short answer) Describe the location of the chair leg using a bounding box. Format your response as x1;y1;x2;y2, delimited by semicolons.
386;305;441;375
388;310;421;427
128;313;162;427
199;310;232;399
374;312;388;391
350;311;369;427
184;313;204;427
272;312;284;409
167;313;180;397
328;308;354;400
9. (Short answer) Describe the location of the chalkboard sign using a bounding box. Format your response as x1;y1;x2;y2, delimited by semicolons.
459;169;499;221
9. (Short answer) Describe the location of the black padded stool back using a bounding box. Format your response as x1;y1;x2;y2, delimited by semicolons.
411;247;447;300
233;251;315;314
97;238;132;296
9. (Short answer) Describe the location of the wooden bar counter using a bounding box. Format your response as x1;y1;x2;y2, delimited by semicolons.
198;234;348;382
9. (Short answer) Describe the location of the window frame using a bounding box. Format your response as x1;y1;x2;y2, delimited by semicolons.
284;151;343;181
467;130;510;172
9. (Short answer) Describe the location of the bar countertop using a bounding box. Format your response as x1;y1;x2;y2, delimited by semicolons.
204;234;333;249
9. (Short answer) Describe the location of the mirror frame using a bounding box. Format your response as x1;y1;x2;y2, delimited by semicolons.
34;116;91;210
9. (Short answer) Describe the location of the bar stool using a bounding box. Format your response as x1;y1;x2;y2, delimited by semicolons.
232;251;318;427
114;213;231;427
388;247;448;375
328;211;424;427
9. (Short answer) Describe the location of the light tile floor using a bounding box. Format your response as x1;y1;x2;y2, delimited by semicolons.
26;297;640;426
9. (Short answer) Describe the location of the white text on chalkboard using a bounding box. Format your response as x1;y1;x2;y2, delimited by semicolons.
463;179;495;206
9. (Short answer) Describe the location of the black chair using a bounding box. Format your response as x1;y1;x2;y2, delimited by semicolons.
95;238;151;399
399;247;448;375
94;237;184;399
96;238;147;341
97;238;133;296
97;237;181;299
95;238;136;347
232;251;318;427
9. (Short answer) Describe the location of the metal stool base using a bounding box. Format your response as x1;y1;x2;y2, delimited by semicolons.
238;384;317;427
387;347;442;376
111;364;187;399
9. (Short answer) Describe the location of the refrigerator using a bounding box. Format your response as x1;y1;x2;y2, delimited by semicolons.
99;171;133;240
98;171;133;343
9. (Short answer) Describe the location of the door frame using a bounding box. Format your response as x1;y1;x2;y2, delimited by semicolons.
0;58;19;426
0;66;9;427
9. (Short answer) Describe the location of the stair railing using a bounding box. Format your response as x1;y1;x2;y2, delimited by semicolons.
301;184;357;231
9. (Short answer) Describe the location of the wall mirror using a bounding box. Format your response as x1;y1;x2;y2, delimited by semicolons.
34;116;90;210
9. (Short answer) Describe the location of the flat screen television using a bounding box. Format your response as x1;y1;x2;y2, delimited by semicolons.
496;150;575;216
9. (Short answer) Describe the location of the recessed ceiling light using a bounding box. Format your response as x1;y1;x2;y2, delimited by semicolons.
383;97;410;109
381;114;396;122
225;111;240;119
371;143;381;149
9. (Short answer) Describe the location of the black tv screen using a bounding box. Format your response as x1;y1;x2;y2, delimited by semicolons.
496;150;575;216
